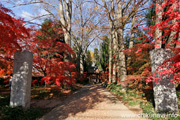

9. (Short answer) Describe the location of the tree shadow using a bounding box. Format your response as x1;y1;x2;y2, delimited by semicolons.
40;84;115;120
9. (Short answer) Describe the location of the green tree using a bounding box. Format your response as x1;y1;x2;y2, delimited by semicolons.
37;19;65;59
36;19;65;76
94;48;100;67
85;50;92;67
100;36;109;71
145;0;156;27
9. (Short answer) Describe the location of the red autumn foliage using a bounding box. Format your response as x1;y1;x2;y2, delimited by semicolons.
127;0;180;85
146;0;180;84
31;20;77;87
0;4;29;51
0;4;77;87
0;4;30;76
32;80;38;86
125;42;153;81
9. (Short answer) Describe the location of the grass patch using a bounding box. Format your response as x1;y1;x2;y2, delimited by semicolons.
104;83;180;120
128;100;141;106
123;94;133;101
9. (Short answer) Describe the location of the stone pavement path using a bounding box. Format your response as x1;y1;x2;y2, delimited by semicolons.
40;84;148;120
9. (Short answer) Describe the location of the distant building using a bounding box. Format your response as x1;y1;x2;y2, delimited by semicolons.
87;64;100;84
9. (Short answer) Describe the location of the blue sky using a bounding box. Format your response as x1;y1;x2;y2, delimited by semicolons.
1;0;150;52
1;1;49;26
1;1;99;52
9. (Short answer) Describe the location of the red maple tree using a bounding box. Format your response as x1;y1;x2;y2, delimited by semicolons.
0;4;30;76
0;4;77;87
126;0;180;87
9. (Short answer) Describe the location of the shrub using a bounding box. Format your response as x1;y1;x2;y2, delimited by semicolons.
0;106;44;120
0;96;44;120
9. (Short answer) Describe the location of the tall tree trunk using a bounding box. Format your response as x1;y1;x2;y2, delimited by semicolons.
112;30;117;83
77;48;81;73
155;0;162;48
77;55;80;73
129;15;135;49
119;34;127;90
76;48;84;75
109;31;113;83
59;0;72;63
167;2;177;47
127;14;135;74
116;0;127;90
80;54;84;75
63;30;71;47
59;0;72;47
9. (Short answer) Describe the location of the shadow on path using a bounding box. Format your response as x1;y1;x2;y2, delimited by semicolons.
40;84;147;120
40;84;110;120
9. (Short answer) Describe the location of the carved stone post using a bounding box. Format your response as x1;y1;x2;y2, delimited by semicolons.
150;48;178;113
10;51;33;109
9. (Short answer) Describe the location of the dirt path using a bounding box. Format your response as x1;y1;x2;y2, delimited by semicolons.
40;84;148;120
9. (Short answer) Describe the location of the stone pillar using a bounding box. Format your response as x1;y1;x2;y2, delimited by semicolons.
10;51;33;109
150;48;178;113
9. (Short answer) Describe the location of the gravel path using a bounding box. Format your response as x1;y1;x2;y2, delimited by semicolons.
40;84;148;120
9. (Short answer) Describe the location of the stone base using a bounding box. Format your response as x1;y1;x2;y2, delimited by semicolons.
10;51;33;109
150;48;178;113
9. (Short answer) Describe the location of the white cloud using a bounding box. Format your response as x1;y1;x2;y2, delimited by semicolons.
39;9;49;16
21;8;51;27
21;10;33;20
